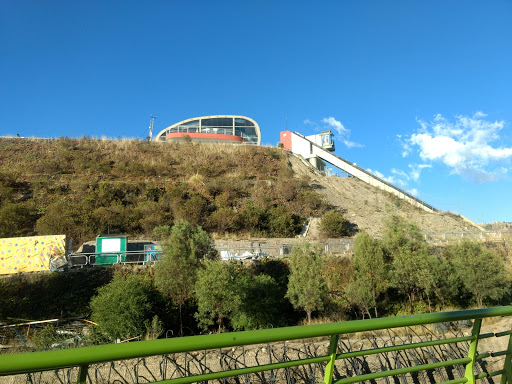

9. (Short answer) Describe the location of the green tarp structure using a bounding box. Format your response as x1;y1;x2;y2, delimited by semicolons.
95;235;127;265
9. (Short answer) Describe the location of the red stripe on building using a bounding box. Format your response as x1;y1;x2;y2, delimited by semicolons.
165;132;244;142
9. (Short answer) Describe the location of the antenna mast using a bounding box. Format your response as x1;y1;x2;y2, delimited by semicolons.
149;115;156;141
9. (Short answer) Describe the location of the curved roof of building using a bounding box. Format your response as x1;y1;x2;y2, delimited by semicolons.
154;115;261;145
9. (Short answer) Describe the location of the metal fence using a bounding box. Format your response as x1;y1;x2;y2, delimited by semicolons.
218;240;355;260
67;249;163;268
64;231;509;268
424;231;507;244
65;241;354;268
1;306;512;384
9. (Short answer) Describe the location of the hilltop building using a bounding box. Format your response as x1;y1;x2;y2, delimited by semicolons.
280;130;334;172
154;115;261;145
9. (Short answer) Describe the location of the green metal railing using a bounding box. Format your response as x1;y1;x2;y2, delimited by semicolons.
1;306;512;384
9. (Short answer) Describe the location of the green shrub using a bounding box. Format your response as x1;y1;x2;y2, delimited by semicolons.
90;273;158;341
207;207;239;233
267;205;303;237
32;324;63;351
319;210;350;238
239;201;266;234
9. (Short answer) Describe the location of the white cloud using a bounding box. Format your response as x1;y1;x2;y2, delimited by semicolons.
408;164;432;181
322;117;348;136
405;112;511;183
303;116;363;148
343;139;364;148
397;134;413;157
391;168;409;180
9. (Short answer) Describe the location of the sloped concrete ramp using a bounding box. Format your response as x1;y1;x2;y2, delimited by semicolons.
286;131;437;213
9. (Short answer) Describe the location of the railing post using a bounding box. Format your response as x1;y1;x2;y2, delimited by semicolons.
78;364;88;384
323;334;339;384
464;318;482;384
500;334;512;384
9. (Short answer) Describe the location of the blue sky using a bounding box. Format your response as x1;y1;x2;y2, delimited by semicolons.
1;1;511;224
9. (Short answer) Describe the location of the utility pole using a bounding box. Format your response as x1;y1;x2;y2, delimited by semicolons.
149;115;156;141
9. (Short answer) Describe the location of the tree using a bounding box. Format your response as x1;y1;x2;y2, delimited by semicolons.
322;255;355;318
346;275;377;319
319;210;350;238
286;241;326;324
90;273;157;341
230;273;288;330
429;255;463;308
195;260;239;332
446;240;511;307
35;200;77;236
382;215;425;253
383;215;435;313
390;248;435;313
154;220;217;335
346;231;388;318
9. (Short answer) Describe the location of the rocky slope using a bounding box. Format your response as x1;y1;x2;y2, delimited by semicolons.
286;153;481;239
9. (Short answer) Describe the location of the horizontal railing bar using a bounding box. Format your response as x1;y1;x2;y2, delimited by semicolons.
479;332;495;339
475;372;489;379
476;352;491;360
1;306;511;377
491;350;510;357
495;330;512;337
438;379;468;384
488;369;505;378
333;357;471;384
336;335;476;360
149;355;330;384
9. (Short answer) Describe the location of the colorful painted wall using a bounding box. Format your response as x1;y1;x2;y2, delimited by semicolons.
0;235;66;275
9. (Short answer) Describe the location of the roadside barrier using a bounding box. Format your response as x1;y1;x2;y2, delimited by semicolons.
1;306;512;384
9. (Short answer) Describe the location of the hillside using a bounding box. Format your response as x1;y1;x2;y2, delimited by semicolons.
0;137;480;248
0;137;324;246
287;154;481;238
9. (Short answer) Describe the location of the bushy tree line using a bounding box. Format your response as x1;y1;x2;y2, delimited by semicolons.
84;217;512;343
0;269;113;321
88;220;298;341
345;216;512;317
3;217;510;346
